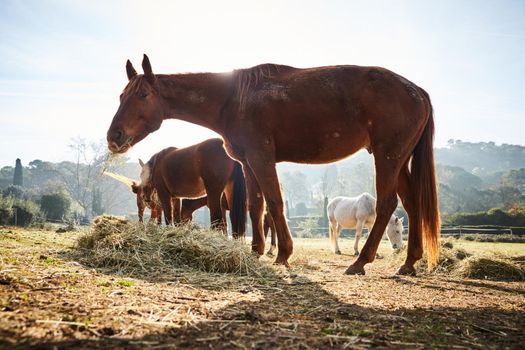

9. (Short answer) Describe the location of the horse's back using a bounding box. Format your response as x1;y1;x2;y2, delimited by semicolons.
196;138;237;181
330;193;376;229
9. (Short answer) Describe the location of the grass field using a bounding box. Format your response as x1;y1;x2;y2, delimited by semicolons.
1;226;524;349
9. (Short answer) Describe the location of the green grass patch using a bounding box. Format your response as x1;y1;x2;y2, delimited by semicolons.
116;279;135;287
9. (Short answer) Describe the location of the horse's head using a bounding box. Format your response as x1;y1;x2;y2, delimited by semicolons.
133;158;155;206
107;54;165;154
385;216;404;250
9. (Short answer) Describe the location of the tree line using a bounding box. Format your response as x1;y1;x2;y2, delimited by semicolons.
0;139;524;227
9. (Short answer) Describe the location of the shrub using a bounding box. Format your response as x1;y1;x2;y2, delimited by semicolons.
2;185;25;199
40;192;71;221
0;194;43;226
447;207;525;226
295;217;322;238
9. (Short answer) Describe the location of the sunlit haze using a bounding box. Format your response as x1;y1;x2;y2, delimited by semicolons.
1;0;524;168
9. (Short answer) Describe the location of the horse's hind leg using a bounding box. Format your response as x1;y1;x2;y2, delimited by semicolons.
345;156;401;275
396;164;422;276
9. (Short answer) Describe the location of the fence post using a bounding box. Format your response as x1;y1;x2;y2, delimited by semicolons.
14;207;17;226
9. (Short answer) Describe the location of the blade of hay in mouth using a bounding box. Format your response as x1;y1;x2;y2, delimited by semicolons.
102;171;137;187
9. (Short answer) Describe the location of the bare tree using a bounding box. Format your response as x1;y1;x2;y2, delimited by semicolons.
58;137;107;218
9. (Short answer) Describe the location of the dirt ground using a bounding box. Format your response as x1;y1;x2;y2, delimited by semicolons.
1;227;524;349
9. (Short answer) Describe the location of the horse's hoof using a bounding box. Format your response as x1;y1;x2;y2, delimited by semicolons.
274;256;290;268
353;252;359;256
266;251;274;256
396;265;417;276
344;264;365;275
335;250;342;255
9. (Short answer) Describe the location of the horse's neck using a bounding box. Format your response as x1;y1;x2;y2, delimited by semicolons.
157;73;232;134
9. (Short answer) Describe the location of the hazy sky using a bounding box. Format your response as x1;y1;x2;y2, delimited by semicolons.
1;0;524;168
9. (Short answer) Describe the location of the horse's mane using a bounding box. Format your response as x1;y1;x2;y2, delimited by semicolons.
122;75;156;95
233;64;294;111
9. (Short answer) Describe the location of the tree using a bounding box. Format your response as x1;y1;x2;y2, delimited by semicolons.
91;187;105;216
59;138;107;218
40;192;71;221
13;158;23;186
281;171;309;209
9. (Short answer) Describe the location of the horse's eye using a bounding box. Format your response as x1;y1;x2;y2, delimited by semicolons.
139;91;148;98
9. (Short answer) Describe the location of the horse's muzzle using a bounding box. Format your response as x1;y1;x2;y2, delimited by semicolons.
107;134;133;154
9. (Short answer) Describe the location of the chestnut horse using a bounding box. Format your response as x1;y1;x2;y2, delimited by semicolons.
139;138;247;237
107;55;440;275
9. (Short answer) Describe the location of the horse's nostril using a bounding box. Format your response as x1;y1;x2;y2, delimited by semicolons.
114;130;123;142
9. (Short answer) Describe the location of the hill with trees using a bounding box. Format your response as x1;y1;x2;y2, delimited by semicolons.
0;139;523;224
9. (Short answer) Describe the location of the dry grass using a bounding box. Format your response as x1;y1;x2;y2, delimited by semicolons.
389;237;525;281
456;255;525;281
1;227;524;349
75;215;271;277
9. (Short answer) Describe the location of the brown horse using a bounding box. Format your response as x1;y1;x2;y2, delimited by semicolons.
107;55;440;275
139;138;247;237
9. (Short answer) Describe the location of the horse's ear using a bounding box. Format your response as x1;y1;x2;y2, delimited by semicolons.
131;181;139;193
142;54;156;84
126;60;137;81
139;159;145;168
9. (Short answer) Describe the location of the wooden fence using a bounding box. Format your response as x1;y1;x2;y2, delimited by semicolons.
287;223;523;237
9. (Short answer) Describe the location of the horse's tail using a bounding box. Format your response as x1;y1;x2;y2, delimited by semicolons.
230;161;247;237
411;89;441;270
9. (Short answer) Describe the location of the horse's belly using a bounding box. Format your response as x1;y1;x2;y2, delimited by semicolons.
167;178;206;198
274;118;369;164
334;210;357;229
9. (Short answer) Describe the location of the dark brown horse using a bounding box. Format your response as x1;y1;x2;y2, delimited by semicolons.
107;55;440;275
139;138;247;237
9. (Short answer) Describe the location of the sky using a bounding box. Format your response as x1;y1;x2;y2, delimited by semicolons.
1;0;524;168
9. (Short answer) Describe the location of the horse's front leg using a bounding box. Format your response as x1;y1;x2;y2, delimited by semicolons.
157;190;173;225
207;192;226;233
264;213;277;256
246;152;293;266
241;163;265;255
137;201;145;223
155;205;163;225
354;221;364;256
171;197;181;224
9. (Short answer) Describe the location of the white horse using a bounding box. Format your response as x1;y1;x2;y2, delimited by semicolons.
327;193;404;255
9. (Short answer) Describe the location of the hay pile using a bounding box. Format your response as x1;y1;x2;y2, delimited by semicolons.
389;238;525;281
76;215;269;277
456;255;525;281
